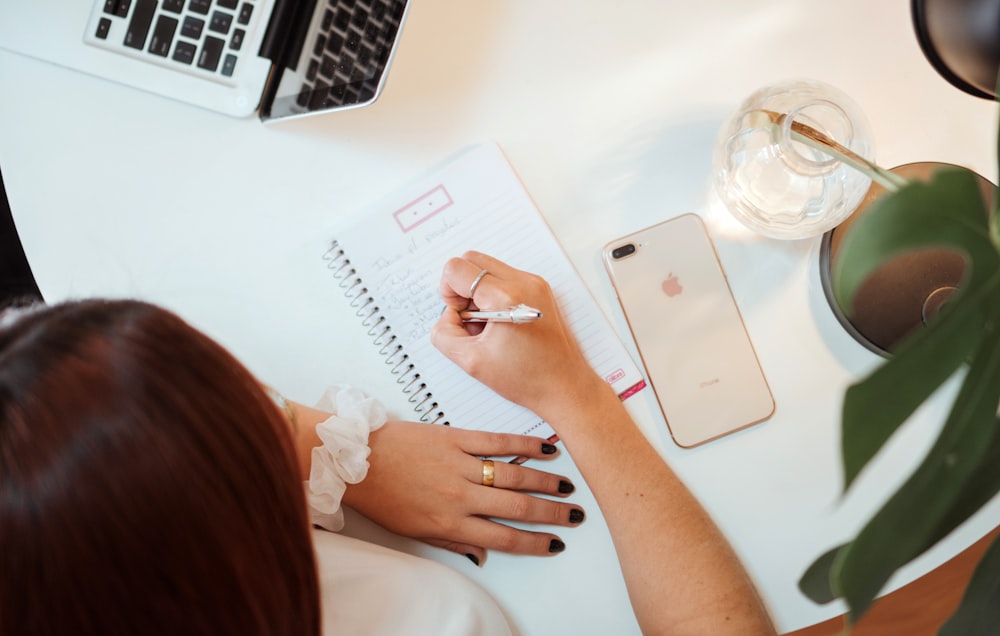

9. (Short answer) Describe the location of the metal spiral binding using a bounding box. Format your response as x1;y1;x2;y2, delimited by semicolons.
372;327;392;347
379;335;400;356
354;296;376;316
325;240;448;425
424;410;446;425
361;309;380;328
400;372;421;391
410;388;437;424
349;288;369;307
390;357;410;375
343;277;364;295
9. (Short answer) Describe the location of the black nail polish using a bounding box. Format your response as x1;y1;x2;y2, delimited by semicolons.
569;509;585;524
548;538;566;553
466;553;480;567
541;442;558;455
558;480;575;494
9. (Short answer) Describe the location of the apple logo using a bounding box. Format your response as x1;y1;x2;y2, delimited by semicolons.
661;273;683;297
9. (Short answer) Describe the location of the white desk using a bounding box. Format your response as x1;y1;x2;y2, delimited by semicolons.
2;1;998;632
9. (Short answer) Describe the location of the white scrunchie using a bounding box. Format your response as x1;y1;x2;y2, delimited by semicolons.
306;385;386;532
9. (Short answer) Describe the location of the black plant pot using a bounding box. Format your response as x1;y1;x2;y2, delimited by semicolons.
819;162;994;357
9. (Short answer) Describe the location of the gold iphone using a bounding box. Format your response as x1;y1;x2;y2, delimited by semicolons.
602;214;774;448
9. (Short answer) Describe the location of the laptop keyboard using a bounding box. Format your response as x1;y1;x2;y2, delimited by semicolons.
83;0;408;113
89;0;258;81
294;0;406;109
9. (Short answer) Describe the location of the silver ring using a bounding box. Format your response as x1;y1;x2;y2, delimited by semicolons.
468;268;489;298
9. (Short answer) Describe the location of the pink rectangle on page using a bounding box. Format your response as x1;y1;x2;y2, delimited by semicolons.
393;185;454;233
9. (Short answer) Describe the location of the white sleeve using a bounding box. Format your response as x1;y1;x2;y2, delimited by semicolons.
313;530;514;636
305;385;386;532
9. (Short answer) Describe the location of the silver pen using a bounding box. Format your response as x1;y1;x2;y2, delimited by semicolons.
460;304;543;323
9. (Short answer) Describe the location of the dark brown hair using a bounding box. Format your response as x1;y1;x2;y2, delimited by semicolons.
0;299;320;635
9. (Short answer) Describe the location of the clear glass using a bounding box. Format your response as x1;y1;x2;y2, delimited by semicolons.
713;79;875;240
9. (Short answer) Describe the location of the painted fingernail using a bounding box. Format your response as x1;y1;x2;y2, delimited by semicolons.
541;443;558;454
569;509;585;524
466;553;481;567
558;480;575;494
548;539;566;553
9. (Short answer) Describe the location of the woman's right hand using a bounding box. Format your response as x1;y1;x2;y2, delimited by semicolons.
430;251;613;423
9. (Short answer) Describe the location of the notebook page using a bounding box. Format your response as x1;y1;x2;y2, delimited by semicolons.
331;143;645;437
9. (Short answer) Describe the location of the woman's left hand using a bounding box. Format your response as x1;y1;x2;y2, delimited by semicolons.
342;420;584;566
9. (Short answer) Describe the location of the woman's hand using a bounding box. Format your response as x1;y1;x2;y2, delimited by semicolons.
342;420;585;566
431;251;611;423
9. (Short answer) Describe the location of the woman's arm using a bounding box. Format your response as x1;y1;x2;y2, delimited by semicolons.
430;251;776;635
280;398;586;566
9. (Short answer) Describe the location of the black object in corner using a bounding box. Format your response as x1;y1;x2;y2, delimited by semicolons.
0;165;43;305
912;0;1000;100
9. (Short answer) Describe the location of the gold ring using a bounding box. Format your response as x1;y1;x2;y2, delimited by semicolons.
482;459;495;487
468;268;489;298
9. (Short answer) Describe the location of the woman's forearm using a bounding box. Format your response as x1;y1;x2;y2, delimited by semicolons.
542;380;775;635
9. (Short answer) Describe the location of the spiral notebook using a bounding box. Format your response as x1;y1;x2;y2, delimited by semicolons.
323;143;646;439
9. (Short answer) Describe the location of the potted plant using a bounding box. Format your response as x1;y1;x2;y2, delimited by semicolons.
797;128;1000;631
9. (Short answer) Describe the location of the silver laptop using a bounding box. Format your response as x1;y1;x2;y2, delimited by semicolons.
0;0;410;120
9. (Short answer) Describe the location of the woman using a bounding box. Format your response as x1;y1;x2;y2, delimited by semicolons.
0;298;579;635
1;251;775;635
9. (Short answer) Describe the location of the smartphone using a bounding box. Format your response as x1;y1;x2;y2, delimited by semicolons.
602;214;774;448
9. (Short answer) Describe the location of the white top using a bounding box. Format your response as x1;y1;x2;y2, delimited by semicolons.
312;530;512;636
305;385;513;635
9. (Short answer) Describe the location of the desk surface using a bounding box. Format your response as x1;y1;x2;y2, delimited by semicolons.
2;1;999;632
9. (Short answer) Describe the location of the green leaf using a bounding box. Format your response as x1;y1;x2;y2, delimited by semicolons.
939;532;1000;636
833;324;1000;621
834;168;996;311
840;276;992;489
798;545;843;604
991;203;1000;249
925;417;1000;547
833;169;999;490
799;418;1000;613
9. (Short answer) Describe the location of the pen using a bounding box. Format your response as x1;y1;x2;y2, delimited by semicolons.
460;304;543;324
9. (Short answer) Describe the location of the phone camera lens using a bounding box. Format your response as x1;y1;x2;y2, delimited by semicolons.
611;244;636;259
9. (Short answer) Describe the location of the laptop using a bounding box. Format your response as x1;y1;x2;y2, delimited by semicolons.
0;0;410;120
